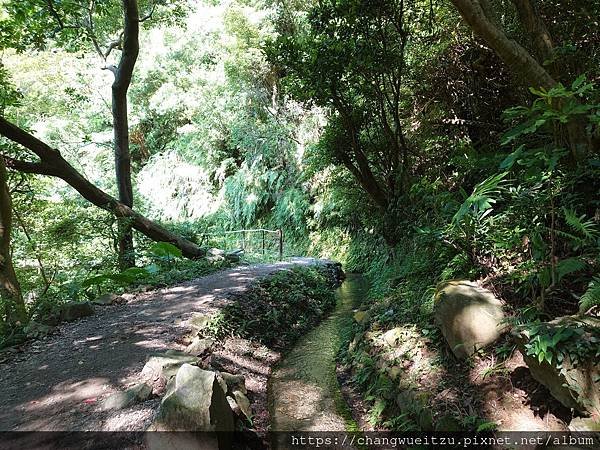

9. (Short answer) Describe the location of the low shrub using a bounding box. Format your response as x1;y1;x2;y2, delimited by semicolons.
207;264;342;348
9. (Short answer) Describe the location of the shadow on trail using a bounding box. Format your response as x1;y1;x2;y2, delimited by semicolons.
0;262;308;431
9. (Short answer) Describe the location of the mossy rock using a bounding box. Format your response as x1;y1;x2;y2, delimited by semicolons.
514;315;600;416
568;417;600;432
147;364;233;449
24;321;55;338
153;364;234;432
353;310;369;325
59;302;95;323
100;382;152;411
185;337;215;356
141;353;200;386
434;281;506;359
92;293;122;306
188;313;216;333
41;301;94;325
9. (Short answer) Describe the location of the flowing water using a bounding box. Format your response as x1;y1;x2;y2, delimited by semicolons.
268;274;368;447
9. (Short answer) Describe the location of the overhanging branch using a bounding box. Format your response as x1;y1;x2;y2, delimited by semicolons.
3;156;58;176
0;116;206;259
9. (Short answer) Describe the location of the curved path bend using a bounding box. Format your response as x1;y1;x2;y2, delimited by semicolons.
0;259;318;432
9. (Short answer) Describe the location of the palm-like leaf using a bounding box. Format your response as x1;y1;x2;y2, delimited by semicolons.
556;257;587;282
563;208;599;242
452;172;507;224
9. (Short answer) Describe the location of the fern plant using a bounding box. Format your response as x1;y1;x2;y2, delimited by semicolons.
579;277;600;314
452;172;508;225
564;208;600;244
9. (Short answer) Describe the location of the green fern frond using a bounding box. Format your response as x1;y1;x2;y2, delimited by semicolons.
554;229;585;245
579;277;600;314
563;208;599;241
452;172;508;224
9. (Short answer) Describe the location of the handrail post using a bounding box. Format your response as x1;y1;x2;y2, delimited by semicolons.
278;228;283;261
262;230;265;256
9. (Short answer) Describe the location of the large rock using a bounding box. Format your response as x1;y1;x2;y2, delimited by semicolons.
207;248;226;264
141;353;199;393
92;293;123;306
24;321;55;339
232;390;252;421
514;315;600;416
225;249;243;263
569;417;600;432
148;364;233;449
59;302;95;322
434;281;506;359
184;336;214;356
187;313;216;334
219;372;247;395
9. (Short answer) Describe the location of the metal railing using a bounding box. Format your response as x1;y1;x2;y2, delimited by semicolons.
199;228;284;260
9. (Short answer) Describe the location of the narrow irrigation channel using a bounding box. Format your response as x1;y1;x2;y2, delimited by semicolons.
268;274;368;448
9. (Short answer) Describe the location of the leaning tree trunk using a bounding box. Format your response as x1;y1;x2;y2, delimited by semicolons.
0;155;27;326
450;0;556;89
450;0;591;162
111;0;140;270
0;116;206;260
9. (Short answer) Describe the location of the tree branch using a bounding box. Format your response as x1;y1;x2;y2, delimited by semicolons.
46;0;65;29
12;206;51;291
511;0;554;65
113;0;140;93
102;65;118;76
138;2;157;22
103;31;124;59
0;116;205;259
449;0;556;89
2;156;58;176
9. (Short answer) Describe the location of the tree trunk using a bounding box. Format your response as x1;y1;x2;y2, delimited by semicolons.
111;0;140;270
0;117;206;260
0;155;27;326
511;0;554;66
113;84;136;270
449;0;591;162
450;0;556;90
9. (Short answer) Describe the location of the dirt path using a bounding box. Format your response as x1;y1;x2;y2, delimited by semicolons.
0;259;317;432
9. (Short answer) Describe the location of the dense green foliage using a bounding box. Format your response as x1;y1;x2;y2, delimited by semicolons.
521;319;600;367
0;0;598;430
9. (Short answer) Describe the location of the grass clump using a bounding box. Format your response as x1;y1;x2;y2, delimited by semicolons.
207;265;342;349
